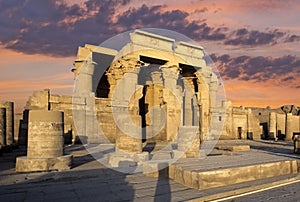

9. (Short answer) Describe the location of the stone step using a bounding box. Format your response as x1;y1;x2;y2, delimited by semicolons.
168;159;298;190
150;151;174;160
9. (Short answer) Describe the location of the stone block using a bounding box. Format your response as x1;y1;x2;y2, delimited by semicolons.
177;126;200;158
143;161;169;177
130;30;175;52
108;152;149;168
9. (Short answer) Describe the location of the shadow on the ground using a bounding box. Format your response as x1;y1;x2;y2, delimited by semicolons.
0;167;136;201
249;140;300;160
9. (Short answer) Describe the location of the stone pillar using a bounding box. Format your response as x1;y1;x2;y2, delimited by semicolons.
195;71;210;142
16;110;72;172
286;113;293;141
27;110;64;158
192;94;200;126
108;58;149;167
160;65;180;93
161;65;181;141
177;126;200;158
209;80;218;108
75;59;97;95
182;77;195;126
112;64;143;153
5;102;14;145
148;70;165;141
0;108;6;146
269;112;277;140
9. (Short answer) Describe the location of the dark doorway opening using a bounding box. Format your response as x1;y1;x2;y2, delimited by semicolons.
96;74;110;98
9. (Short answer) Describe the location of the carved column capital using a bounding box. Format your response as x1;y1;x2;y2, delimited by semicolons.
160;65;181;80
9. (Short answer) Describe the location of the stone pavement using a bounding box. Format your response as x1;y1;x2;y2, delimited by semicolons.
0;140;299;201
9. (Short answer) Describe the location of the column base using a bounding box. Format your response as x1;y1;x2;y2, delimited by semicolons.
108;152;149;167
15;155;73;172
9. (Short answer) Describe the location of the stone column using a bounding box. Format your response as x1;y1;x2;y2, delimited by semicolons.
148;70;165;141
195;72;209;141
108;58;149;167
269;112;277;140
0;108;6;146
161;65;181;141
27;110;64;158
16;110;72;172
1;102;14;145
160;65;180;93
209;80;218;108
114;68;143;153
75;59;97;95
182;77;195;126
192;94;200;126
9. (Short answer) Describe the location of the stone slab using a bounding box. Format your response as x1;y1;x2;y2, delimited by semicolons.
216;145;250;152
171;159;298;190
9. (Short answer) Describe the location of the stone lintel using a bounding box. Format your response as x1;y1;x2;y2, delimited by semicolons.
174;41;204;58
130;30;175;51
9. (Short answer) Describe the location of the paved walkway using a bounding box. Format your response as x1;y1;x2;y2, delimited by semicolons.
0;140;299;202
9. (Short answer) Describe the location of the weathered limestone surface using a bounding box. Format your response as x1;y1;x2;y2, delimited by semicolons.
221;101;262;140
169;159;298;190
286;113;300;141
0;108;6;147
27;110;64;158
115;114;142;153
0;101;14;145
177;126;200;158
16;110;72;172
251;106;300;141
269;112;277;139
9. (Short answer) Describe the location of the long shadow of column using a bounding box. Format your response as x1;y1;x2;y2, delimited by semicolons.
154;162;171;202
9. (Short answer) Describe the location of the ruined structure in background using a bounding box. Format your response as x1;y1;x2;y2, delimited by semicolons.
251;105;300;141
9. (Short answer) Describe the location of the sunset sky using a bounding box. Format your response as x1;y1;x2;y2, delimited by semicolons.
0;0;299;113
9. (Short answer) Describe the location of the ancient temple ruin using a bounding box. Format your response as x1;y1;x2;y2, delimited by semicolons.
70;30;224;150
13;30;300;157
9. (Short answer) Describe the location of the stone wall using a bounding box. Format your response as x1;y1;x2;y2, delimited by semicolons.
250;107;300;141
286;113;300;141
220;101;261;140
